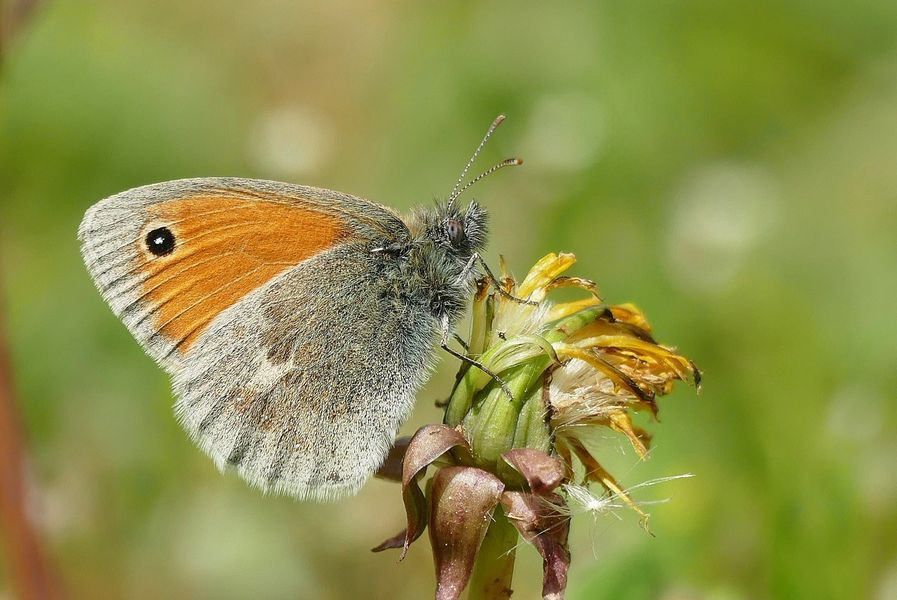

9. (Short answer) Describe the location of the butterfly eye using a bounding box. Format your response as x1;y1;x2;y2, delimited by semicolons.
445;218;465;246
146;227;176;256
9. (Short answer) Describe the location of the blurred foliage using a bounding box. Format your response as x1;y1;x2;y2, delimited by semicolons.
2;1;897;599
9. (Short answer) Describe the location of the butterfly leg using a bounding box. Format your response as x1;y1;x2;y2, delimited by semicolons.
451;332;470;351
460;253;539;306
439;317;514;400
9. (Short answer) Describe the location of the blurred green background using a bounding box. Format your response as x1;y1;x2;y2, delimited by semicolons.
2;1;897;599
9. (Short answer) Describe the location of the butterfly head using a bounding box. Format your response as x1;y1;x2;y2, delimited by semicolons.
433;199;489;257
405;198;488;264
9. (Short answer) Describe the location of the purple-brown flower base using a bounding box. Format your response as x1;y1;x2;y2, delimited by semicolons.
373;425;569;600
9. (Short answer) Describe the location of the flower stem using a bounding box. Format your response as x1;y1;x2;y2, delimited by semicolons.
466;506;518;600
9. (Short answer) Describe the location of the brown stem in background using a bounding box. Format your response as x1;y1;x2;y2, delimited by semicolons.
1;3;60;596
0;281;64;597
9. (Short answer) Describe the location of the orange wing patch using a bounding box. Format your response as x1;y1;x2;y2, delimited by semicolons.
139;195;348;353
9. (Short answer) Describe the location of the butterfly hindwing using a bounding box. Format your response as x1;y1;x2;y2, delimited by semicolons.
173;243;439;499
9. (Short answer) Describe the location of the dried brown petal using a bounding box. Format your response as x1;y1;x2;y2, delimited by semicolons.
501;448;565;494
372;425;470;557
371;529;406;553
430;466;505;600
500;491;571;600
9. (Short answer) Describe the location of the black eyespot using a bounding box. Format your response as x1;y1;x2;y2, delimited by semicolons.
445;218;465;246
145;227;175;256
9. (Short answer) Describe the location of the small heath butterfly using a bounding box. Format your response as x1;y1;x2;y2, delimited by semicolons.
79;116;522;500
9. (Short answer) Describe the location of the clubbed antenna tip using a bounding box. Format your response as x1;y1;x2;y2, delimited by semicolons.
447;115;521;207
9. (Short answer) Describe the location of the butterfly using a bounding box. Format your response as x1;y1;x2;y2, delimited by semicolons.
78;116;523;500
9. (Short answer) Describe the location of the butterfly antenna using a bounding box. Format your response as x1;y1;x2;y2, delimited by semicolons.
448;114;510;207
452;157;523;200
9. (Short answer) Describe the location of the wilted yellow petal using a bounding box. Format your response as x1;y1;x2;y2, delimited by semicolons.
607;410;651;458
517;253;577;299
545;276;601;299
565;316;653;345
546;297;603;322
610;303;653;332
569;334;696;385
